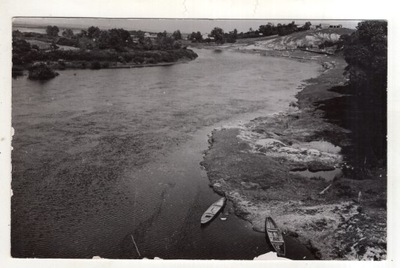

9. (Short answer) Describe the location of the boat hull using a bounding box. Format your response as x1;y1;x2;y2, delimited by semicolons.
265;217;286;257
200;197;226;224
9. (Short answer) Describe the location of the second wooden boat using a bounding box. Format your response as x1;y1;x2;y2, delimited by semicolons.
265;216;286;257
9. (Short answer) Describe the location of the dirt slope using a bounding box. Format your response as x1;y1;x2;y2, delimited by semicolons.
239;28;354;51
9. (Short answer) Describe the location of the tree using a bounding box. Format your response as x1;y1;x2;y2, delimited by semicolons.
259;23;275;36
156;33;174;49
189;31;203;43
157;31;167;38
196;31;203;42
288;21;297;32
108;28;133;50
303;21;312;31
225;29;238;43
28;63;58;80
77;29;87;38
210;27;225;44
343;20;387;96
136;30;145;44
62;28;74;38
142;37;153;50
172;30;182;40
232;29;238;39
276;21;299;36
87;26;101;39
46;25;59;37
342;20;387;166
98;30;110;49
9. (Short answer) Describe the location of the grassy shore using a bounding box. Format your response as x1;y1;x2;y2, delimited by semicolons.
201;52;386;260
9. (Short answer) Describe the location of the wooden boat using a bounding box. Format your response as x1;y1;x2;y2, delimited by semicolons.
201;197;226;224
265;217;286;257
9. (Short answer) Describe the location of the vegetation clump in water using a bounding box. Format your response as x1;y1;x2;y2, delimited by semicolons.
28;62;59;80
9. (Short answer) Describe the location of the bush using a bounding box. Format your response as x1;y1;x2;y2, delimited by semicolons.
12;55;23;65
12;66;24;78
146;58;156;64
28;63;58;80
123;54;133;63
12;39;31;53
56;37;76;47
133;55;144;64
90;61;102;70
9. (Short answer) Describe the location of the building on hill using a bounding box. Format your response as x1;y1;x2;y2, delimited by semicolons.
144;32;157;39
311;23;343;30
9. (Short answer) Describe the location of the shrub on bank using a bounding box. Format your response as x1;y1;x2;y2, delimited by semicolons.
12;66;24;78
90;61;102;70
28;63;59;80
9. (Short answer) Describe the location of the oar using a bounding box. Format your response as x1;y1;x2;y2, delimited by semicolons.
130;234;141;258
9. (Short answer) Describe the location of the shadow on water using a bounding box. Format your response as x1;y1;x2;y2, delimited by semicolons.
281;235;315;260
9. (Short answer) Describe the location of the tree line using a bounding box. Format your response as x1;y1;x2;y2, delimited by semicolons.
188;21;312;44
24;25;186;51
42;21;312;47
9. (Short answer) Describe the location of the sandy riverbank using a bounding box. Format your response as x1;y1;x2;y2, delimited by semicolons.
201;52;386;260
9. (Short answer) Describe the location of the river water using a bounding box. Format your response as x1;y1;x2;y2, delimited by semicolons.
11;48;320;259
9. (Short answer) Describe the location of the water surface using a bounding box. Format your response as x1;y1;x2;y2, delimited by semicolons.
12;49;320;259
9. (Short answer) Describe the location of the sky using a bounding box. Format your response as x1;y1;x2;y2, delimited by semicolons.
13;17;361;34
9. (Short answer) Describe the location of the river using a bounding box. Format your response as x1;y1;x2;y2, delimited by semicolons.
11;48;320;259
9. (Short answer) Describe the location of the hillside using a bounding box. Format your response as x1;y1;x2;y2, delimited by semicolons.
236;28;354;51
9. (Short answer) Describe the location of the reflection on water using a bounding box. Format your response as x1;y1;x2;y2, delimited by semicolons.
11;48;320;259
